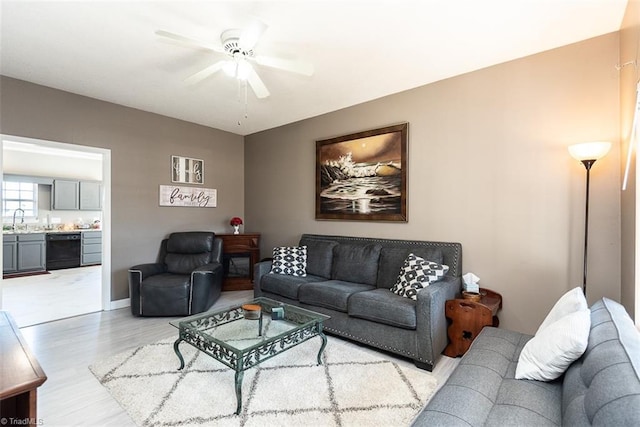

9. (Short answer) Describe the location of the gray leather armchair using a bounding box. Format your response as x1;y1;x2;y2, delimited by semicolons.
129;231;223;316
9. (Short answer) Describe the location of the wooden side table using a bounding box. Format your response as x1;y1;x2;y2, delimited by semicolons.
217;233;260;291
443;288;502;357
0;311;47;424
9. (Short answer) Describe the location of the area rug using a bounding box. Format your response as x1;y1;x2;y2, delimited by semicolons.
89;336;438;426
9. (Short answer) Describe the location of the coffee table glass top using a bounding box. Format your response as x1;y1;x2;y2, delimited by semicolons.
170;297;329;355
171;297;331;415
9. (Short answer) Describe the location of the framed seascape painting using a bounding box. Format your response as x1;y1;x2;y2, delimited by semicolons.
316;122;408;221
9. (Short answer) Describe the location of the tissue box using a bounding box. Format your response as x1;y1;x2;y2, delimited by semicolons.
271;307;284;320
464;282;480;293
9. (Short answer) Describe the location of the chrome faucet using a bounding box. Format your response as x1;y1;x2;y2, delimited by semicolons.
12;208;25;231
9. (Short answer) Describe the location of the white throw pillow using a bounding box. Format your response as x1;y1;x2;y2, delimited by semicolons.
269;246;307;277
389;253;448;300
536;287;587;334
515;308;591;381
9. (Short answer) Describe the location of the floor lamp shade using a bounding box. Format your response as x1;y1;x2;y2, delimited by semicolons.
568;141;611;296
568;142;611;162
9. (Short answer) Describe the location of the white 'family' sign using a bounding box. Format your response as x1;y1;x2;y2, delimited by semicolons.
159;185;217;208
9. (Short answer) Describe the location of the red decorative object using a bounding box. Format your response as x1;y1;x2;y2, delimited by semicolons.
230;217;243;226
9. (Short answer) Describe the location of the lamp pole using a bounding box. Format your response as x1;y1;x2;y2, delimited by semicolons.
580;159;596;296
568;141;611;298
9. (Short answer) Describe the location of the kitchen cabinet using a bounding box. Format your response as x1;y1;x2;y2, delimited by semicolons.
52;179;79;210
81;230;102;265
3;233;46;274
52;179;102;211
79;181;102;210
3;235;17;274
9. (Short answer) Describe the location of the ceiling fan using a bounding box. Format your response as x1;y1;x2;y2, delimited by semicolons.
156;20;314;99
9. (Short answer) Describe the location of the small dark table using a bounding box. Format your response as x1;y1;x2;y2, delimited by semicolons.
444;288;502;357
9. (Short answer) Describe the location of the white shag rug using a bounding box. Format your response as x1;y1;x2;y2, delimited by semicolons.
89;336;438;427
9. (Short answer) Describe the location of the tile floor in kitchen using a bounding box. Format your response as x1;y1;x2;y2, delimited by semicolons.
2;265;102;327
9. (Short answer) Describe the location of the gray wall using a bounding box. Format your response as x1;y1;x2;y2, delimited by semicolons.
245;34;621;334
0;77;244;300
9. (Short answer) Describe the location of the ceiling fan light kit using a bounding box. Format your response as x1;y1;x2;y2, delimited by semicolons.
156;19;314;102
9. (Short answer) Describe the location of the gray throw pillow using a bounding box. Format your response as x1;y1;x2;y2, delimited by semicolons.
332;243;382;285
300;239;338;278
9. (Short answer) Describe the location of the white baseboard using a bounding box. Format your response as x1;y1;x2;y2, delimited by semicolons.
110;298;131;310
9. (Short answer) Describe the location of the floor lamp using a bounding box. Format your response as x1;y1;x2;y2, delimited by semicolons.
568;142;611;296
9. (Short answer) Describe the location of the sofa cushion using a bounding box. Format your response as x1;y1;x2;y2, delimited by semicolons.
331;243;382;286
270;246;307;277
260;273;326;301
389;253;448;300
562;298;640;425
376;246;443;289
348;288;417;329
536;286;587;334
298;237;337;278
413;327;563;426
516;308;590;381
299;280;374;312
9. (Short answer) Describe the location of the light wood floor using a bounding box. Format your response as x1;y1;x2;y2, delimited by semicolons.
2;265;102;327
19;291;459;426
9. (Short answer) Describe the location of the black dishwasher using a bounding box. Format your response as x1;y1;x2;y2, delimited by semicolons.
46;233;81;270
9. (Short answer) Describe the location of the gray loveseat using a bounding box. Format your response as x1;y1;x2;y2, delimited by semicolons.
254;234;462;371
412;297;640;426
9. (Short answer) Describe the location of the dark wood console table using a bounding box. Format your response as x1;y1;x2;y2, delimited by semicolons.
444;288;502;357
0;311;47;424
218;233;260;291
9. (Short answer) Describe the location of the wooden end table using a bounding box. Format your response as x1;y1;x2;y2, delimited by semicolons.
444;288;502;357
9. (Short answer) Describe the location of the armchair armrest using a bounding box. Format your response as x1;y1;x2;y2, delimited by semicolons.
128;262;166;316
191;262;224;314
129;262;166;282
192;261;223;275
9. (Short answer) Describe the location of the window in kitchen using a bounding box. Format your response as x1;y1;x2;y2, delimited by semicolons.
2;181;38;219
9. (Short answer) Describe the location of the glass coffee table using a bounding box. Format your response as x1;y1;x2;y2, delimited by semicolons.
170;297;330;415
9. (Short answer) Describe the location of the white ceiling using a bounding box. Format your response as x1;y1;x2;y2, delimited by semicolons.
0;0;628;136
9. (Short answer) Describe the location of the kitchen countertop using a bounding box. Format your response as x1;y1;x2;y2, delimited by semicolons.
3;229;101;235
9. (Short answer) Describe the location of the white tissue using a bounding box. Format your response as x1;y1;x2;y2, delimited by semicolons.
462;272;480;293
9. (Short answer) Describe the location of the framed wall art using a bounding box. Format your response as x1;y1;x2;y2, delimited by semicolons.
172;155;204;184
316;122;408;221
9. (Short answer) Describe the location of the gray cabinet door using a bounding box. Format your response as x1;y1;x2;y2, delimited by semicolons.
79;181;102;210
53;179;80;210
17;240;46;272
3;242;18;273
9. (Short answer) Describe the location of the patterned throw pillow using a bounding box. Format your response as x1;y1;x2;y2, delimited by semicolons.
390;253;449;300
269;246;307;277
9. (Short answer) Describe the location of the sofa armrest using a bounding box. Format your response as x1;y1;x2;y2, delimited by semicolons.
415;275;461;366
253;260;273;297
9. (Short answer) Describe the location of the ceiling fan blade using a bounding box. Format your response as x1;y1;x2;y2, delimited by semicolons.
254;55;314;76
246;66;270;99
155;30;225;54
184;61;227;85
238;19;268;51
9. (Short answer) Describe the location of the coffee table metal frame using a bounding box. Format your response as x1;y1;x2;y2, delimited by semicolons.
171;297;329;415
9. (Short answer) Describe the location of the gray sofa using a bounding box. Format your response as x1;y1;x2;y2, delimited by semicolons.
254;233;462;371
412;297;640;426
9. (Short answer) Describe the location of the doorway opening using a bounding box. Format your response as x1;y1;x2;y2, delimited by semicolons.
0;134;111;327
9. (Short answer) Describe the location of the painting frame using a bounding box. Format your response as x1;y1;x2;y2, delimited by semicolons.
171;155;204;185
316;122;408;222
